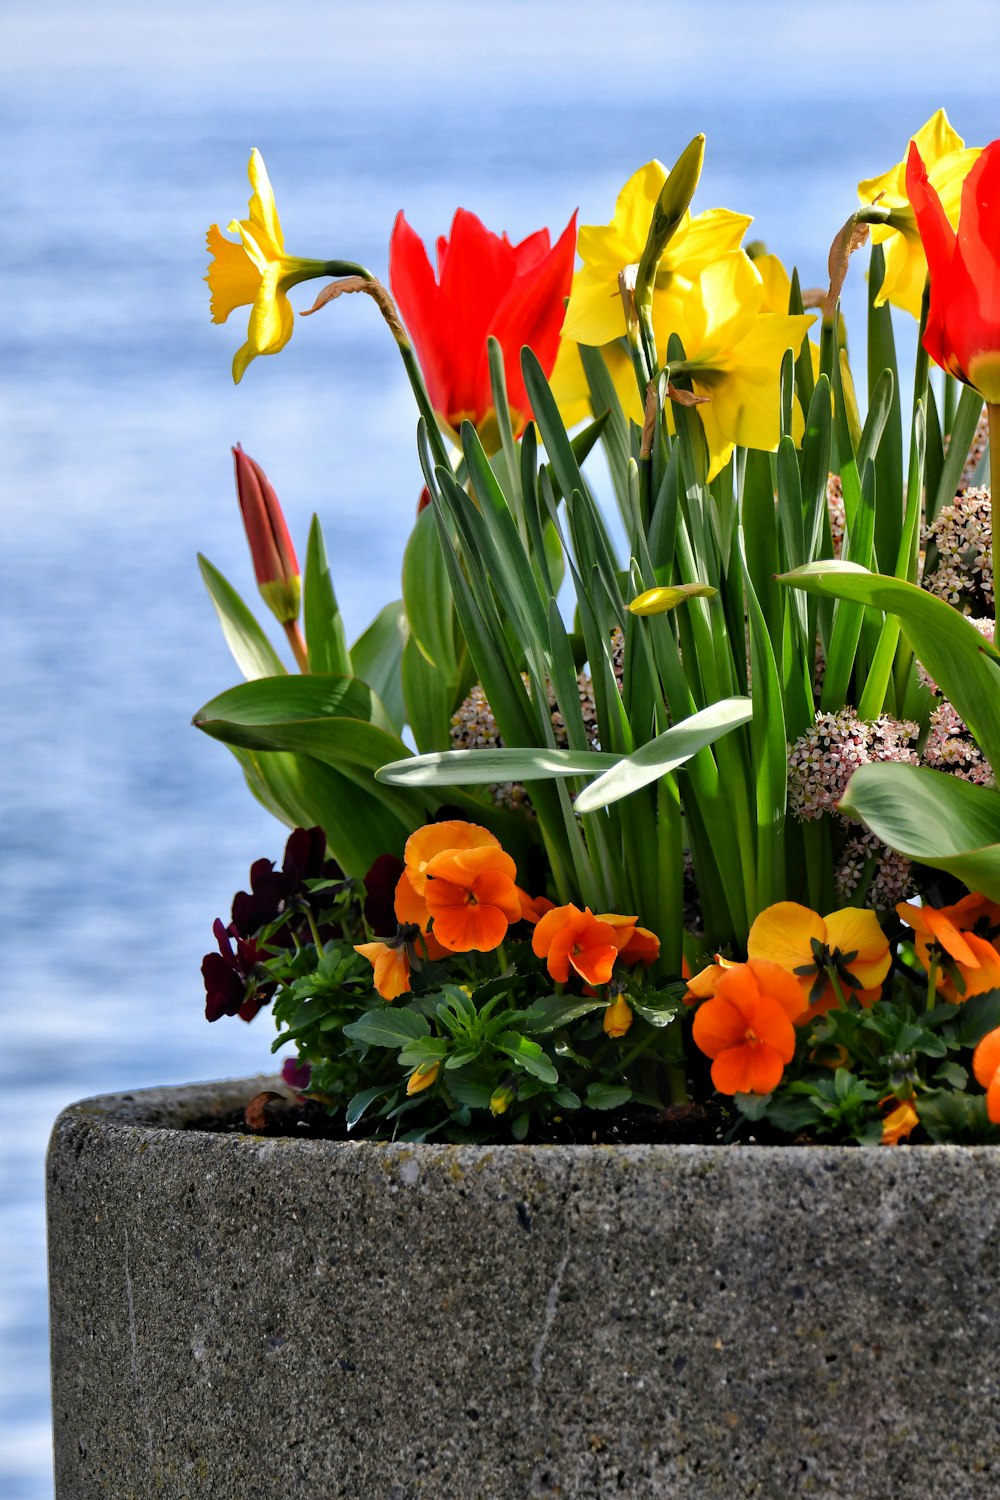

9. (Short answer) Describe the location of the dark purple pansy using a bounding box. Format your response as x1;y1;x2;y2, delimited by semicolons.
230;826;344;937
281;1056;312;1091
363;853;405;935
202;918;277;1023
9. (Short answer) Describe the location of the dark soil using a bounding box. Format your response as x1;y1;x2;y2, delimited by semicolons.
185;1092;816;1146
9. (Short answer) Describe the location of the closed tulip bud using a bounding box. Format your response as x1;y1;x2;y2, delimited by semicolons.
233;445;301;625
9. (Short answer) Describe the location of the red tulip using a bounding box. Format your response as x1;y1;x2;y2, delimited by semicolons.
389;206;577;442
906;139;1000;403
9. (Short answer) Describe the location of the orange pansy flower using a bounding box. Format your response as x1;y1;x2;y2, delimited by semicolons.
532;903;620;987
748;901;891;1022
881;1099;920;1146
422;844;522;952
517;888;555;925
896;894;1000;1003
973;1028;1000;1124
683;953;738;1005
596;912;661;967
403;820;500;896
354;940;412;1001
691;959;803;1095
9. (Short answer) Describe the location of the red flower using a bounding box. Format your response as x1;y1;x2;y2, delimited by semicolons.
906;139;1000;402
389;207;577;441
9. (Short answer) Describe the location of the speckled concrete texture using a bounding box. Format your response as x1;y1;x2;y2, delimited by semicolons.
48;1076;1000;1498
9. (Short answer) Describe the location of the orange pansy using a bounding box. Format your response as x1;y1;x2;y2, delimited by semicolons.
683;953;737;1005
973;1028;1000;1124
881;1099;920;1145
595;913;661;967
691;959;802;1095
354;941;412;1001
896;894;1000;1003
403;820;499;896
517;888;555;925
748;901;891;1022
532;903;620;987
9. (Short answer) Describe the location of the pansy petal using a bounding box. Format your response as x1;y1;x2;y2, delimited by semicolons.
822;908;892;988
747;901;825;971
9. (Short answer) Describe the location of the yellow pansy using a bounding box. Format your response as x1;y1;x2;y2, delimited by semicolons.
858;108;980;319
206;149;334;384
561;159;751;348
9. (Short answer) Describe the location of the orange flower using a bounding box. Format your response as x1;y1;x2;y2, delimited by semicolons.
596;913;661;967
691;960;803;1095
421;844;522;952
406;1061;440;1096
973;1027;1000;1124
881;1099;920;1146
748;901;891;1022
532;903;620;986
354;940;413;1001
896;894;1000;1003
517;888;555;925
403;820;500;896
603;991;634;1039
683;954;738;1005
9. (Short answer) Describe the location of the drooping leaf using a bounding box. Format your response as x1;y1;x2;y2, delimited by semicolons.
197;554;286;680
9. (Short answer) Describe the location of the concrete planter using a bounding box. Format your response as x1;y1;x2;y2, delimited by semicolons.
48;1076;1000;1499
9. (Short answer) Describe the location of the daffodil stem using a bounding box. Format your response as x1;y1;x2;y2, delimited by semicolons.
284;619;310;672
987;403;1000;632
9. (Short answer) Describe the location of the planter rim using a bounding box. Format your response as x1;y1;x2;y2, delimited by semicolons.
49;1073;1000;1158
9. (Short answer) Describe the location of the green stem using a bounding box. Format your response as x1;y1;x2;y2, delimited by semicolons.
988;404;1000;634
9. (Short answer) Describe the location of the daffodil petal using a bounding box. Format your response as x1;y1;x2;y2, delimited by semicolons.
205;225;261;323
247;147;285;253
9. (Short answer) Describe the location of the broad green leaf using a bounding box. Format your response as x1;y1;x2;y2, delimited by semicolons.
345;1084;397;1130
351;602;408;734
585;1081;632;1110
401;634;458;753
780;561;1000;768
840;762;1000;900
195;674;377;733
303;516;351;676
197;554;286;680
376;745;621;788
572;697;753;815
522;995;608;1033
343;1007;431;1049
496;1032;559;1084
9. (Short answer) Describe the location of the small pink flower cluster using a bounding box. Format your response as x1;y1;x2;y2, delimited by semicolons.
922;486;994;614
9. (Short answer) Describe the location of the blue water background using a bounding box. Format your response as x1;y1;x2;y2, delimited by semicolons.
4;1;1000;1491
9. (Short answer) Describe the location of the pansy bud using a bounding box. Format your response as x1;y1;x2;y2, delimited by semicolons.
603;992;634;1039
232;445;301;624
489;1084;516;1117
406;1061;440;1096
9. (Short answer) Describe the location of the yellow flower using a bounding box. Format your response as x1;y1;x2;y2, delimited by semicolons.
405;1061;440;1096
603;991;634;1039
665;253;814;479
206;149;333;384
561;159;751;347
748;900;891;1023
858;108;980;319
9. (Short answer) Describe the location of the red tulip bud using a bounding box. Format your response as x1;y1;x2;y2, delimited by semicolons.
232;445;301;624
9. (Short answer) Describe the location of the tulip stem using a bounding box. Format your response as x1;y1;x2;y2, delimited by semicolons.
284;619;310;673
988;403;1000;632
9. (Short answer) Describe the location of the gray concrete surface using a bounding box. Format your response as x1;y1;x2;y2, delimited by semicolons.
47;1076;1000;1497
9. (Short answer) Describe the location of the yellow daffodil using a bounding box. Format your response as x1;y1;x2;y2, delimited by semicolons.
206;149;335;384
858;108;980;319
561;160;751;348
664;253;814;479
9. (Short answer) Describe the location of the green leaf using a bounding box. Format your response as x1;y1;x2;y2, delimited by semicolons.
840;762;1000;900
303;515;351;676
931;385;984;522
780;561;1000;768
630;992;683;1027
948;988;1000;1047
343;1007;430;1049
376;745;621;788
345;1084;397;1130
197;554;286;680
572;696;752;815
401;634;459;753
402;505;457;674
496;1032;558;1084
734;1091;771;1121
522;994;608;1033
351;601;408;734
584;1081;632;1110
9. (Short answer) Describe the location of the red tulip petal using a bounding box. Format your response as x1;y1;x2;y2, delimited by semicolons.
956;143;1000;327
906;142;958;373
389;211;452;418
509;227;552;273
484;212;577;431
437;209;517;423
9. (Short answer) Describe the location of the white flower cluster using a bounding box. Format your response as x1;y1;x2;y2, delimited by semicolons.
922;486;994;614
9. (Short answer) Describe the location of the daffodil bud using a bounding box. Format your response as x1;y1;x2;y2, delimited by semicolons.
489;1084;515;1117
232;445;301;624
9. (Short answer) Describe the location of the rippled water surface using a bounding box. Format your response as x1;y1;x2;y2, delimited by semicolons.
5;2;1000;1491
